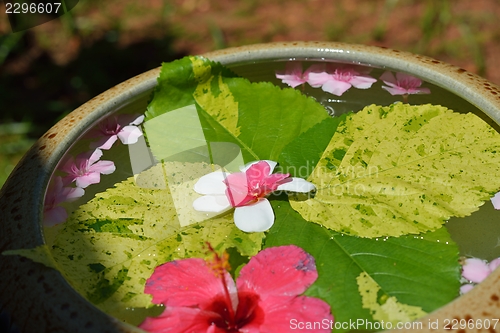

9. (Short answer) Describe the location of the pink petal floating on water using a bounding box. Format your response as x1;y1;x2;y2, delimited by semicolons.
275;62;310;88
61;149;116;188
462;258;491;283
89;114;144;150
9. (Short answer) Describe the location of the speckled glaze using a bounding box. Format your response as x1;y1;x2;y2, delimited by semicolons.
1;41;500;333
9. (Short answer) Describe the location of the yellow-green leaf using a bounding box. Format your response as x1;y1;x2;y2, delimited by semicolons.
291;103;500;237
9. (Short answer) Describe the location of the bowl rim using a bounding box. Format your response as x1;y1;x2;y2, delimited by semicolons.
1;41;500;332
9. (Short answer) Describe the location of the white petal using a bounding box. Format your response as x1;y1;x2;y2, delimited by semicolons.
277;177;316;193
192;195;231;213
239;160;277;173
234;199;274;232
193;171;228;195
491;192;500;209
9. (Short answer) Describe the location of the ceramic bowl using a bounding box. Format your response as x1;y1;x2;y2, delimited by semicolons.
1;41;500;333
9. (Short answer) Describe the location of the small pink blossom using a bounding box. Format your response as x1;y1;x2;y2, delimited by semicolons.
275;62;312;88
192;160;315;232
139;245;333;333
43;176;84;226
89;114;144;150
61;149;116;188
380;71;431;96
460;257;500;294
276;63;377;96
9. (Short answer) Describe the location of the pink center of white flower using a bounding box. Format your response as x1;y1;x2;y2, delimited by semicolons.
223;161;291;207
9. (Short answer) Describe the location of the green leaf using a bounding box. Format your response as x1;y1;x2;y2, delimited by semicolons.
356;272;427;324
143;56;331;164
265;200;460;331
38;162;264;319
291;103;500;237
277;115;345;177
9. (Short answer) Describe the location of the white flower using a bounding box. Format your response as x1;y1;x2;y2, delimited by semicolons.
192;160;315;232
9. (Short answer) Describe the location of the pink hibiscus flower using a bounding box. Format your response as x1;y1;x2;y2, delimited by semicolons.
43;176;84;226
89;114;144;150
139;245;333;333
192;160;315;232
61;148;116;188
380;71;431;96
307;64;377;96
460;257;500;294
275;62;312;88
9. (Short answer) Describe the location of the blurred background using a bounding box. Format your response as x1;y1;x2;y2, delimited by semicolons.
1;0;499;187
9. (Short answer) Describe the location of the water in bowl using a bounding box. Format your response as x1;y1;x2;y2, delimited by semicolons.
42;59;500;327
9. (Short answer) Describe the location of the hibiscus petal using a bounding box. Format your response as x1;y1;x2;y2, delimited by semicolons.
145;257;236;308
233;199;274;232
462;258;491;283
258;295;333;333
261;173;290;192
139;306;222;333
237;245;318;298
225;172;252;206
276;177;315;193
246;161;272;180
117;125;143;145
193;195;232;213
321;80;352;96
193;171;228;195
